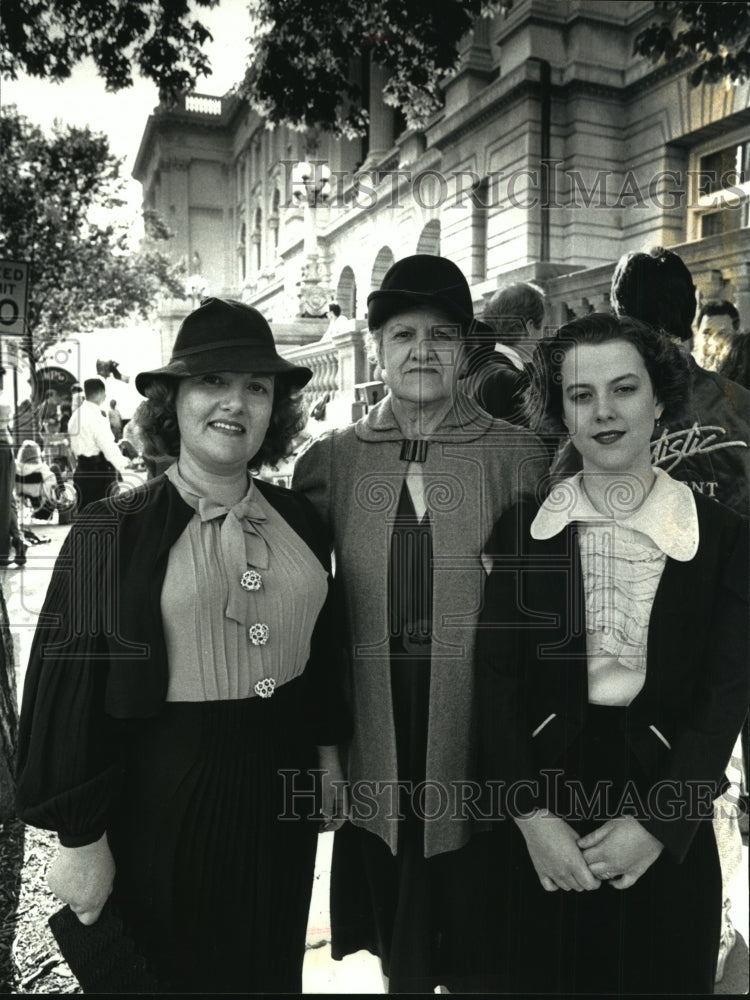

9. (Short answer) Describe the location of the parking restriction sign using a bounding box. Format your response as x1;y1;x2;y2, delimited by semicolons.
0;259;29;336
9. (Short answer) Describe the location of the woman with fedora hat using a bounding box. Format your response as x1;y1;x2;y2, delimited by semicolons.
293;254;549;991
17;298;350;993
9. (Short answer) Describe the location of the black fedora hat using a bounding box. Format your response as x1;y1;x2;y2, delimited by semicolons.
136;298;312;395
367;255;491;335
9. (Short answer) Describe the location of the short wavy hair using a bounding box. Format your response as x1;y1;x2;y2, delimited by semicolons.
525;312;691;433
134;375;307;471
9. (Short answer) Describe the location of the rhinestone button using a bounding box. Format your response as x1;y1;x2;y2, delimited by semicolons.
254;677;276;699
240;569;263;592
248;622;269;646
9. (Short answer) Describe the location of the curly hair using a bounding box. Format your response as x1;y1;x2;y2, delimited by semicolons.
525;312;691;433
134;375;307;471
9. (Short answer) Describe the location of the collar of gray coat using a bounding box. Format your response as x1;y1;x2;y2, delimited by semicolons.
354;390;498;443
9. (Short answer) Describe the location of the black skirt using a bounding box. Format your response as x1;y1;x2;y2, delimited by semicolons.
106;677;320;994
483;704;722;995
330;482;490;993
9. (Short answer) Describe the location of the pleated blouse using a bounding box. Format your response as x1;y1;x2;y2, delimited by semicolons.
161;464;328;701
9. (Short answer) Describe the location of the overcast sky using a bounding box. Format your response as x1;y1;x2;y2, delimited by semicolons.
1;1;255;217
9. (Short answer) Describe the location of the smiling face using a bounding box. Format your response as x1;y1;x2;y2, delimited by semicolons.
175;371;274;477
379;306;464;406
561;339;663;478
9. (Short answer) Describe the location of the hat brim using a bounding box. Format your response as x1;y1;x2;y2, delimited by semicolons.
367;290;492;337
136;350;312;396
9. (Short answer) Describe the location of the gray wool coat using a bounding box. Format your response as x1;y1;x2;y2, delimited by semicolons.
293;392;549;857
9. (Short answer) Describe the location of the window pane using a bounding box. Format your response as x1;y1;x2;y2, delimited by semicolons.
701;206;745;237
700;141;749;193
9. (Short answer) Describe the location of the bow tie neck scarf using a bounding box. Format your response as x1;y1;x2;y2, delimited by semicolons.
197;494;269;624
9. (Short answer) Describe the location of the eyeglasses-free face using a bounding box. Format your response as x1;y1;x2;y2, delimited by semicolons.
379;307;465;408
561;339;663;479
175;371;275;478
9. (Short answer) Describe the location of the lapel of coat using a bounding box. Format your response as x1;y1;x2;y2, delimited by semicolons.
523;523;589;729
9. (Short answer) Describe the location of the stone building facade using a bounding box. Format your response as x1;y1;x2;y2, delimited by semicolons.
133;0;750;425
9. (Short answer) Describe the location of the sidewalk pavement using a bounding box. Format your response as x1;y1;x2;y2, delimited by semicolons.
3;519;747;995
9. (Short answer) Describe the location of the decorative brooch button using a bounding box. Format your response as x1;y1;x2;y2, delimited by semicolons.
254;677;276;699
248;622;270;646
240;569;263;592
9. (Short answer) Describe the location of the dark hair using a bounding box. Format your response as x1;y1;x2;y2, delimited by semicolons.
697;299;740;332
483;282;546;344
526;312;691;433
718;331;750;390
328;302;341;317
611;247;696;342
84;377;106;399
135;375;307;470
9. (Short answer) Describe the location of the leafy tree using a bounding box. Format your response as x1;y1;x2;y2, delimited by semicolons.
4;1;747;135
634;1;750;86
0;0;218;104
242;0;513;135
0;106;185;365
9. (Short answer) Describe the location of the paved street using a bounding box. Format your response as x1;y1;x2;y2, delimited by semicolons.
2;517;747;994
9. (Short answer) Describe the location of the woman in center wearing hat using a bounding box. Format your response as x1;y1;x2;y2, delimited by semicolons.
16;298;350;993
293;255;549;991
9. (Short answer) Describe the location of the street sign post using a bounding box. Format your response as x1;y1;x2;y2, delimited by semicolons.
0;259;29;337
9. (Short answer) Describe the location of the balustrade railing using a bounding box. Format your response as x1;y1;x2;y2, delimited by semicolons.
544;230;750;327
183;93;224;116
283;339;341;405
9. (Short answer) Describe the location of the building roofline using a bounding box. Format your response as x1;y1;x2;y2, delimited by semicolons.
132;91;244;181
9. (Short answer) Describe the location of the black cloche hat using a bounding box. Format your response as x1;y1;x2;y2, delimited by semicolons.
367;254;491;335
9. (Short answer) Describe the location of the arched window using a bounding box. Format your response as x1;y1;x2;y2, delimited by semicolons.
416;219;441;256
370;246;395;296
336;266;357;319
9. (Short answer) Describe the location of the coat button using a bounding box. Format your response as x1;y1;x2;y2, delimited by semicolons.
248;622;269;645
254;677;276;698
240;569;263;591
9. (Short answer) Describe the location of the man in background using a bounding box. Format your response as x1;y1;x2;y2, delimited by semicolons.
320;302;351;342
68;377;128;511
472;281;547;424
695;299;740;371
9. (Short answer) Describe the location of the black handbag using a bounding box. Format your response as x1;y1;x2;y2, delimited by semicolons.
48;899;164;993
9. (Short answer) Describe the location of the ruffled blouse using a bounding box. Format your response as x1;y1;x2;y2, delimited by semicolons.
531;468;699;705
161;464;328;701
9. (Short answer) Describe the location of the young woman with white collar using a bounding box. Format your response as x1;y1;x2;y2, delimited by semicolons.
477;313;748;994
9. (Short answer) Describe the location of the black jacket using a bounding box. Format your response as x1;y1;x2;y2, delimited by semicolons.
16;474;350;845
477;492;748;862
